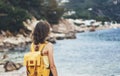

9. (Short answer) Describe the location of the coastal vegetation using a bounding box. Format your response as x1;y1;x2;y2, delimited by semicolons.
64;0;120;23
0;0;64;33
1;0;120;33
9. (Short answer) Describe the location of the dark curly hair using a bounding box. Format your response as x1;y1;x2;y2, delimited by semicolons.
32;21;50;51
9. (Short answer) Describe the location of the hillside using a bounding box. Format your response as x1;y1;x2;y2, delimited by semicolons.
0;0;64;33
64;0;120;22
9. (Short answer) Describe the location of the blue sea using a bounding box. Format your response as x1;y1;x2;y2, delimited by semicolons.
54;28;120;76
1;28;120;76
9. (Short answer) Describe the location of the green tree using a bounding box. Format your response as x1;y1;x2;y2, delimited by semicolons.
0;0;64;33
41;0;64;24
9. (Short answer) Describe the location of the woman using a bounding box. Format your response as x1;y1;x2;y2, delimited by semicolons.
31;21;58;76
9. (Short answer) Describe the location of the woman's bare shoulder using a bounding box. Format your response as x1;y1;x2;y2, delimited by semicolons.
46;42;53;50
47;42;53;47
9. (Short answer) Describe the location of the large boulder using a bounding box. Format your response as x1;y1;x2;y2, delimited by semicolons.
4;61;23;72
52;19;76;33
52;19;77;39
65;32;76;39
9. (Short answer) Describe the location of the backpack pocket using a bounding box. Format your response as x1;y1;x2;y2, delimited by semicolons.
24;52;41;66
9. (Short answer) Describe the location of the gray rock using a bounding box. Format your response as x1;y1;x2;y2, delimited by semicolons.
47;37;56;44
4;61;23;72
65;32;76;39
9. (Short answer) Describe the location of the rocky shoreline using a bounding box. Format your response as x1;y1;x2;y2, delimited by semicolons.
0;19;77;52
1;18;120;52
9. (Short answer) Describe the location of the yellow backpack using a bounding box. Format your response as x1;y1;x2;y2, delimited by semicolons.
24;43;50;76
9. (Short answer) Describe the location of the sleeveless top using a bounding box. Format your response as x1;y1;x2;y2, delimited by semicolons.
30;42;49;68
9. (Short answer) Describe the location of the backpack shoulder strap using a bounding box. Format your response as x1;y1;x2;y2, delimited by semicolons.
30;41;48;52
39;44;46;52
30;43;34;52
39;42;48;54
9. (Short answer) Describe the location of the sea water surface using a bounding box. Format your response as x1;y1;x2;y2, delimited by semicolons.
54;28;120;76
1;28;120;76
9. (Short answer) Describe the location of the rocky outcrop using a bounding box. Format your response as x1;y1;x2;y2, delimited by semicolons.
23;18;77;40
23;17;39;31
52;19;77;39
52;19;75;33
0;34;31;52
0;18;77;52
